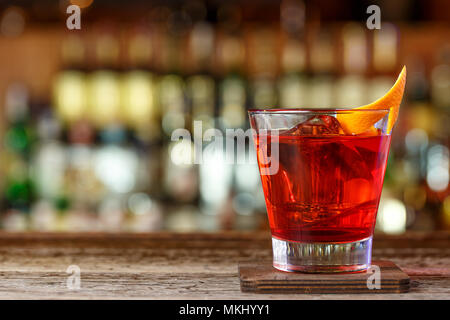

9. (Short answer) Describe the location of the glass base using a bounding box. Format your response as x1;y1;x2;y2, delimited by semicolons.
272;236;372;273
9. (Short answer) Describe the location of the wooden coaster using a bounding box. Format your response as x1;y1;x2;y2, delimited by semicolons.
239;260;410;294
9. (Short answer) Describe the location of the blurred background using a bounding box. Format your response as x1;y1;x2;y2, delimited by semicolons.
0;0;448;234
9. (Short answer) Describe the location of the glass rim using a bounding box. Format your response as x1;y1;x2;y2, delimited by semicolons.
248;108;390;114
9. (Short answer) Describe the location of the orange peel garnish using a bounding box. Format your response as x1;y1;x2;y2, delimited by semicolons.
337;66;407;135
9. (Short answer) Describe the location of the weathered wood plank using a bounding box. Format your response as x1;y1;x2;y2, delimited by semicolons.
0;232;448;299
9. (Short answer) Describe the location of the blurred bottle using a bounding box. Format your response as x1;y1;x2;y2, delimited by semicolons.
216;14;247;116
158;49;195;203
219;72;247;129
32;110;66;202
184;7;217;224
372;23;398;74
336;23;368;108
50;35;88;229
278;36;307;108
397;57;442;231
53;34;87;125
65;120;100;210
94;125;139;196
431;45;450;111
159;9;199;204
279;0;308;109
248;28;278;109
197;23;246;225
93;125;148;229
430;46;450;228
158;6;190;137
186;14;216;135
64;27;124;222
159;74;186;136
161;91;199;204
122;27;159;143
342;23;367;75
87;28;122;128
2;83;36;222
217;5;247;129
163;138;198;203
308;27;335;108
121;27;161;198
3;83;34;158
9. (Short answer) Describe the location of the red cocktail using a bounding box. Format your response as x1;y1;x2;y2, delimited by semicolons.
249;110;391;273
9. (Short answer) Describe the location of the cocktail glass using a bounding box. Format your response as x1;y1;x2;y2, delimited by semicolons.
249;109;391;273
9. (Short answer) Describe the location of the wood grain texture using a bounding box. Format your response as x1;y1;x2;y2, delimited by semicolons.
0;231;448;299
239;260;410;294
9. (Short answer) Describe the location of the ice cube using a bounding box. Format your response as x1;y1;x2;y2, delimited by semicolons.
282;115;343;135
337;144;373;181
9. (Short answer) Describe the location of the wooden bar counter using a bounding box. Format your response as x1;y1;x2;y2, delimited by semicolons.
0;231;448;299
